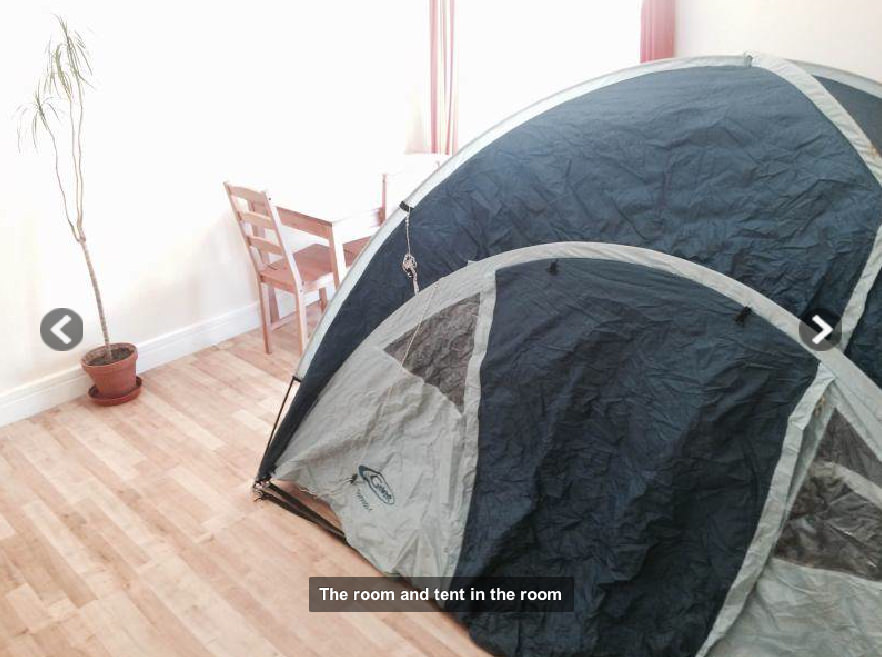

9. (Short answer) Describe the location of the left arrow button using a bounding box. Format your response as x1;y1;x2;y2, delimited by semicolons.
40;308;83;351
50;315;73;345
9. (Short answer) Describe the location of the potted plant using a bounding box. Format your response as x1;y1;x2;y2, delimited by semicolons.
18;17;140;406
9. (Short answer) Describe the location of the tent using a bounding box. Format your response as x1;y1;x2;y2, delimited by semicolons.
255;54;882;657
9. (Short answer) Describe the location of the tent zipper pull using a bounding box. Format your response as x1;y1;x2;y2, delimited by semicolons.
400;201;420;294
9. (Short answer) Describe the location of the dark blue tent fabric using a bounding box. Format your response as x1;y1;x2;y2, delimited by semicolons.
817;77;882;153
815;76;882;389
452;258;818;657
848;281;882;389
259;64;882;480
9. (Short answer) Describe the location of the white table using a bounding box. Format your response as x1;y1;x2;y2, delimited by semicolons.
270;153;446;287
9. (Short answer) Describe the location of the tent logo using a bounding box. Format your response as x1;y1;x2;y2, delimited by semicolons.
359;466;395;505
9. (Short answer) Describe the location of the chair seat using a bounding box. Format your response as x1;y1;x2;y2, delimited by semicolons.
343;237;371;264
259;244;335;293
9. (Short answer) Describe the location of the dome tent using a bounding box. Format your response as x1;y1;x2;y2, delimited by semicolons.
255;55;882;657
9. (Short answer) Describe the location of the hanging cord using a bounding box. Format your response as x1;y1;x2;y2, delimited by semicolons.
400;201;420;294
400;280;439;366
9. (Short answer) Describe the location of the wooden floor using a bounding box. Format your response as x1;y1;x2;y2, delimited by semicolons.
0;325;489;657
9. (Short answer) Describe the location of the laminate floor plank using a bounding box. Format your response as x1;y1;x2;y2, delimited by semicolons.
0;327;488;657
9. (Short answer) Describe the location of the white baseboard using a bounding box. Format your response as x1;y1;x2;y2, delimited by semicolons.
0;302;261;429
135;301;261;371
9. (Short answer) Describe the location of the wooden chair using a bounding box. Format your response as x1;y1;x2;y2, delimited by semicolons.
342;237;371;264
224;182;338;355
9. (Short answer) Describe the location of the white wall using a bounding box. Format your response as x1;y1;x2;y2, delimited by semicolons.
0;1;427;424
458;0;642;144
676;0;882;81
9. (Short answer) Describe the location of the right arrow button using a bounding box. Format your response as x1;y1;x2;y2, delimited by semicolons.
810;315;834;345
798;307;841;352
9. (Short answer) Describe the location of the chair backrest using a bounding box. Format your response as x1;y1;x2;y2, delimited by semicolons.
223;182;303;291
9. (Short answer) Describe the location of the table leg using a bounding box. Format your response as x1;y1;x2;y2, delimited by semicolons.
328;229;348;288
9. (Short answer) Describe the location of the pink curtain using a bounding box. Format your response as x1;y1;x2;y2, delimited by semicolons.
430;0;458;155
640;0;675;63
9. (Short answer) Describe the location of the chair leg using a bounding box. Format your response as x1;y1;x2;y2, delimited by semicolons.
258;283;272;354
267;287;280;324
319;287;329;312
295;289;309;356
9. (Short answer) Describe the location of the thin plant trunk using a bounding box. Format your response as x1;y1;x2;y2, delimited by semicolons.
20;18;111;361
79;234;111;360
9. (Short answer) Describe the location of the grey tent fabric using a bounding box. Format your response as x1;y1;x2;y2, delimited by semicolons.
775;411;882;582
775;467;882;581
814;411;882;490
257;57;882;657
707;383;882;657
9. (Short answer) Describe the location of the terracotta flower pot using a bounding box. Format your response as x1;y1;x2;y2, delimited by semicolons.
81;342;141;406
